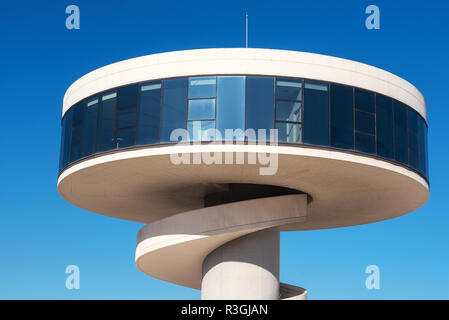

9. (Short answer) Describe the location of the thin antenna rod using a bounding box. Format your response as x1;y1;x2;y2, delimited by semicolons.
245;13;248;48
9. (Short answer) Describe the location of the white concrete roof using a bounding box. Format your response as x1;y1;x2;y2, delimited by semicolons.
62;48;427;121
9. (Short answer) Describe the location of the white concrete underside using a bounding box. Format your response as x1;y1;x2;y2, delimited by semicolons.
62;48;427;121
57;144;429;230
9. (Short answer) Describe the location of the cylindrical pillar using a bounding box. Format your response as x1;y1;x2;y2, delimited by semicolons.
201;227;280;300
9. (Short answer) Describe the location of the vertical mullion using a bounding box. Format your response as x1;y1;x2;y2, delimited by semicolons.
329;84;332;146
301;79;304;143
374;93;377;155
353;87;355;150
214;76;217;133
406;104;410;165
133;86;139;146
113;93;118;149
416;109;421;169
158;80;163;144
273;77;279;131
186;77;190;132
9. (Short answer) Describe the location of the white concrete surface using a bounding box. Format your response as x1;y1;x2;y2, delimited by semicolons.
62;48;427;121
201;227;280;300
135;194;307;290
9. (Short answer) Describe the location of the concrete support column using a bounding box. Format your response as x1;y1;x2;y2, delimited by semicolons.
201;227;280;300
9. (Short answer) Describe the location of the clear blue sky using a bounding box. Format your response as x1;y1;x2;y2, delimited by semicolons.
0;0;448;299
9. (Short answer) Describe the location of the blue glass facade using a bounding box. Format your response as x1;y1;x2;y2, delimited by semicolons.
59;75;429;181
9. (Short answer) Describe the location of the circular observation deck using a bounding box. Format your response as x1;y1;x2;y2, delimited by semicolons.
57;48;429;298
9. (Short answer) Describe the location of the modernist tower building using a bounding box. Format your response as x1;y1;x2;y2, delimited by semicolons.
58;49;429;299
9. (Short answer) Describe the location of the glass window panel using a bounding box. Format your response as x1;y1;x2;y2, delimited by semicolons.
393;101;408;165
117;107;137;129
276;101;302;122
246;76;275;141
160;78;188;143
188;99;215;120
59;120;65;171
355;88;374;113
96;92;117;152
116;127;136;148
418;117;428;178
137;81;161;145
216;76;245;140
330;84;354;149
355;132;375;154
304;81;329;146
408;130;418;152
409;149;419;170
71;123;82;144
82;98;98;157
60;109;73;170
376;94;394;159
355;111;375;134
407;108;418;132
188;76;216;99
70;143;80;162
276;122;302;143
187;121;215;141
117;84;138;108
276;78;302;101
72;103;83;124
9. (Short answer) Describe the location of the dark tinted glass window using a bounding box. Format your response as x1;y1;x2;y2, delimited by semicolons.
160;78;188;142
116;127;136;148
137;82;161;145
304;81;329;146
246;76;274;141
330;84;354;149
70;144;80;162
216;76;245;140
408;130;418;152
72;103;83;124
70;103;84;162
59;120;66;171
60;109;73;170
71;122;82;144
355;133;375;154
276;122;302;143
417;117;428;177
189;77;216;99
393;101;408;164
407;108;418;132
188;99;215;120
276;79;302;101
355;89;374;113
117;107;137;129
96;92;117;152
409;149;419;169
276;101;302;122
376;94;394;159
355;111;375;134
117;84;138;108
82;97;99;157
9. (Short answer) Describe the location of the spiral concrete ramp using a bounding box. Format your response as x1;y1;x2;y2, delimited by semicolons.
136;193;308;300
